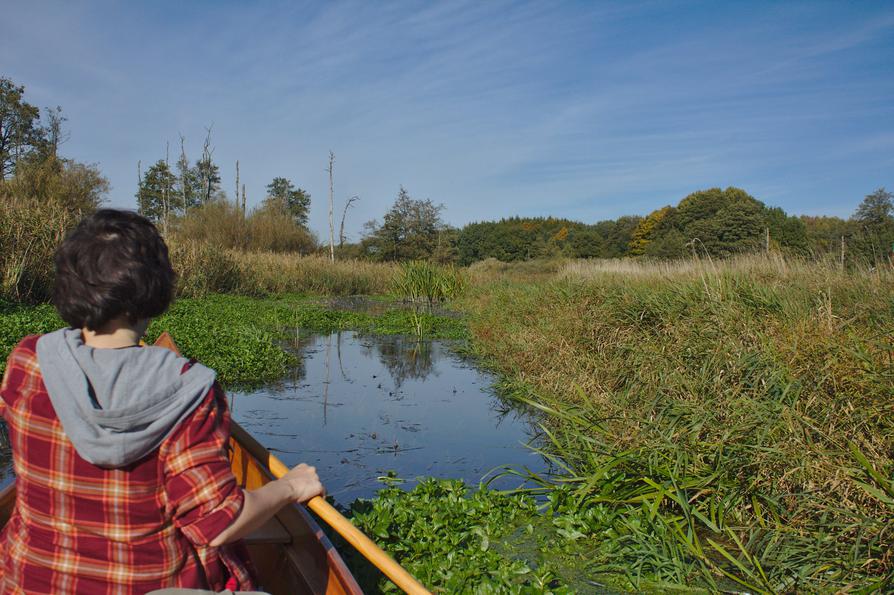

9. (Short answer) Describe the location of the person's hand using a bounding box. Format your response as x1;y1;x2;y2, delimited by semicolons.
280;463;324;503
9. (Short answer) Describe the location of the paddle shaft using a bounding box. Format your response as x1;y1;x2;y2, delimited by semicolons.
265;454;431;595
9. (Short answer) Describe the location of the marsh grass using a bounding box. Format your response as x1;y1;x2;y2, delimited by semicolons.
461;256;894;591
0;197;81;302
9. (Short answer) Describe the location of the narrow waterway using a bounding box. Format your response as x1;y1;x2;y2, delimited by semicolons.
230;330;547;505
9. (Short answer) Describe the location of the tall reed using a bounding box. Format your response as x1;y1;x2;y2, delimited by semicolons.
0;197;81;302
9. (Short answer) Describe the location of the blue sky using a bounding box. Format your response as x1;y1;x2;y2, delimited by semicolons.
2;1;892;240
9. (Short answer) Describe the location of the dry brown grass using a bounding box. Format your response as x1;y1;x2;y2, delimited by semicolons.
230;251;396;296
0;197;82;302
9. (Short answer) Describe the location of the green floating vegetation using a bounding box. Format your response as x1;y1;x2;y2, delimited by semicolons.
338;477;631;594
0;294;466;385
0;301;63;373
148;295;466;385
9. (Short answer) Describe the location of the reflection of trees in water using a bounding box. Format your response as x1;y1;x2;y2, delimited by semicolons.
287;329;438;395
373;335;436;391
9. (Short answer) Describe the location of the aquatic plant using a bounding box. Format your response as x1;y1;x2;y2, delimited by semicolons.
391;261;467;306
340;477;615;594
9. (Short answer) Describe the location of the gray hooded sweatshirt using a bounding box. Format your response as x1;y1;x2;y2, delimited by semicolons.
35;328;217;468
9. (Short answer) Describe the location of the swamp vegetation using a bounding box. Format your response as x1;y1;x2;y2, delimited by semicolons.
1;256;891;593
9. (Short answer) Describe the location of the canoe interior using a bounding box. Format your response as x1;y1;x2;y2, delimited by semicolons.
0;331;362;595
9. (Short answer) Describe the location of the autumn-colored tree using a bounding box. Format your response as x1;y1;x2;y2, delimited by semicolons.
629;206;673;255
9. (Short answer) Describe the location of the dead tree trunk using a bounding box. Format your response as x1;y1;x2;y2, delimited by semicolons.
162;142;170;236
179;134;189;213
235;160;240;211
339;195;359;249
136;160;143;216
327;151;335;261
201;126;214;204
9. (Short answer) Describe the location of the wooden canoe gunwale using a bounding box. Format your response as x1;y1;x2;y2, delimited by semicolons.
228;420;363;595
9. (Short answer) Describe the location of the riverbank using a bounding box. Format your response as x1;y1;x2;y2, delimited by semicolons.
456;256;894;592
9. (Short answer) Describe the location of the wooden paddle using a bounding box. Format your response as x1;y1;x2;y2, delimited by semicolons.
153;332;430;595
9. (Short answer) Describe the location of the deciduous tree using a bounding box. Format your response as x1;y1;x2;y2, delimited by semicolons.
0;77;43;181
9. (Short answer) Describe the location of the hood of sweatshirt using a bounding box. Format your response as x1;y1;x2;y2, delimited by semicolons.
35;328;217;468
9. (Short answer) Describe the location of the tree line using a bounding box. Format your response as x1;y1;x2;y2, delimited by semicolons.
353;185;893;267
3;74;891;267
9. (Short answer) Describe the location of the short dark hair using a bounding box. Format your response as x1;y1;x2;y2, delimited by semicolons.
53;209;176;330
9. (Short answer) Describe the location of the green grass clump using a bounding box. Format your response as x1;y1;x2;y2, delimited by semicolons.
391;261;467;305
458;258;894;591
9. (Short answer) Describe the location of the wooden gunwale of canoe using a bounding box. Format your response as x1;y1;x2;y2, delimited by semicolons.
229;419;363;594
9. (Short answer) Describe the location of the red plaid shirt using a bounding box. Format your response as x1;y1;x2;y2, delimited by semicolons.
0;336;255;594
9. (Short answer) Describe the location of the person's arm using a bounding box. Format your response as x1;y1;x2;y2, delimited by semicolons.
163;384;323;549
210;463;323;547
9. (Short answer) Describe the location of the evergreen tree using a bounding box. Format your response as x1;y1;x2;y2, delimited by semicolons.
136;160;177;222
265;177;311;227
194;157;221;204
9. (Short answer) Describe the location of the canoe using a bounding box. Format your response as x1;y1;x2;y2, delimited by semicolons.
0;332;363;595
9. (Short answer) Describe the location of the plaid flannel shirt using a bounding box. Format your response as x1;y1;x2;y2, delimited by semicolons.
0;335;255;594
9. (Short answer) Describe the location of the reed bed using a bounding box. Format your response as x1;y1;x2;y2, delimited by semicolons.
168;241;398;297
460;257;894;591
0;197;81;302
560;252;888;281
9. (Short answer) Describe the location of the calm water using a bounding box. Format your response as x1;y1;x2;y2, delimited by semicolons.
230;330;547;504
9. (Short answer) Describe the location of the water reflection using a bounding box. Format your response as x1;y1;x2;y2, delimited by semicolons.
231;331;546;504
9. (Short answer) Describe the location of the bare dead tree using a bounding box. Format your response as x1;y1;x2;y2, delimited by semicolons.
178;134;189;212
241;184;246;214
162;141;170;236
235;160;240;210
327;150;335;261
339;195;359;249
201;125;215;204
136;160;142;215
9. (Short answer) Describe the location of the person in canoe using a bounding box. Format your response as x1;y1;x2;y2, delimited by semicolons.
0;209;324;594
